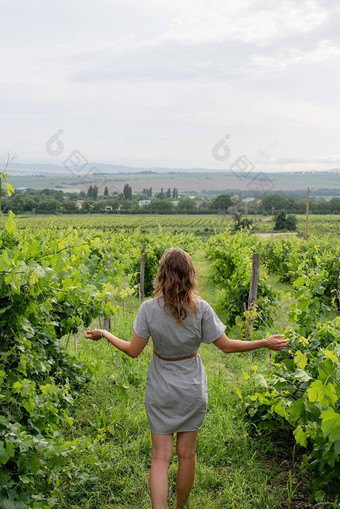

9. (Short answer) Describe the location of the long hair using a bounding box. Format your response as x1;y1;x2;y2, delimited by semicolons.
154;247;198;324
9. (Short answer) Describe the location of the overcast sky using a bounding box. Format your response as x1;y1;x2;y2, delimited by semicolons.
1;0;340;171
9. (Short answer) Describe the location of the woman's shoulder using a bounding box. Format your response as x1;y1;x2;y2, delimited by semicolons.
195;297;213;313
195;297;210;307
140;297;163;309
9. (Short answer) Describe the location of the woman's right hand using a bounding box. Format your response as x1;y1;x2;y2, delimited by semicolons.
264;334;290;351
84;327;103;341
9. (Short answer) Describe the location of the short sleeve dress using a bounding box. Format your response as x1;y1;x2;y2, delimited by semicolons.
133;297;226;434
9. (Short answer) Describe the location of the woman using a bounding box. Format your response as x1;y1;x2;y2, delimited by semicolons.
84;247;289;509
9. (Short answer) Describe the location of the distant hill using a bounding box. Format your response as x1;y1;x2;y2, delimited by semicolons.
4;161;340;195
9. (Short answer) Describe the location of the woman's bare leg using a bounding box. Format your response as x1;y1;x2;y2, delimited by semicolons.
149;433;173;509
175;431;198;508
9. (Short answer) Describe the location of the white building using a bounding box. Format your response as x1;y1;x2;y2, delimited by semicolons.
138;200;151;207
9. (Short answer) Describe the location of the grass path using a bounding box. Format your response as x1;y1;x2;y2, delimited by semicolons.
59;249;296;508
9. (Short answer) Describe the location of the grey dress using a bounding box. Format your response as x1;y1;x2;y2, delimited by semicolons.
133;297;226;434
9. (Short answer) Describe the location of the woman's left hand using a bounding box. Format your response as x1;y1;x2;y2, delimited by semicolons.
84;327;103;341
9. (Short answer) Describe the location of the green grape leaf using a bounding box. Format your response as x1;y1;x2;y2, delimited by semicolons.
297;299;309;311
335;439;340;455
294;369;312;382
27;455;40;474
29;267;45;285
294;276;306;288
288;399;305;422
321;408;340;442
324;350;339;363
293;425;307;447
22;398;35;414
4;272;22;293
12;381;22;393
273;399;288;419
294;350;308;369
5;210;16;234
307;380;337;407
6;182;15;197
103;300;116;317
318;359;337;382
0;442;15;465
313;283;324;295
0;252;11;271
254;374;267;388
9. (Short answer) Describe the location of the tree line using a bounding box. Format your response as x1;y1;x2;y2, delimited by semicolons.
1;187;340;215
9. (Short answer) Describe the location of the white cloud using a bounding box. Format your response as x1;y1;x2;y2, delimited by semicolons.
167;0;329;44
250;39;340;73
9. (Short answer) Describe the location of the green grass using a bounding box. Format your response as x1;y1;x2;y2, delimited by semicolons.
57;253;295;508
267;274;296;333
193;248;217;303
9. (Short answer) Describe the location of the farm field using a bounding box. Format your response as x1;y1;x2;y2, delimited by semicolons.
0;214;339;508
0;213;229;233
0;213;339;237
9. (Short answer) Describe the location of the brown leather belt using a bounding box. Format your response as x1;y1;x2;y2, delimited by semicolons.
153;350;198;361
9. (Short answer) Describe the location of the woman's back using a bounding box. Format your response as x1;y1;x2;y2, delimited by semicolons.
133;296;226;358
134;295;225;434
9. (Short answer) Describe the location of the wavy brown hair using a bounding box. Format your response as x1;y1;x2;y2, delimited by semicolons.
153;247;198;324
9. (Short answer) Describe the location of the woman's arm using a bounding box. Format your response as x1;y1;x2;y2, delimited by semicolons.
84;328;149;358
213;332;289;353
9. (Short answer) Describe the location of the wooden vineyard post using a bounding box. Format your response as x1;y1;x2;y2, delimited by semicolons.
104;249;113;332
103;314;111;332
74;333;78;355
248;253;260;338
243;302;248;339
247;245;272;370
271;207;274;240
139;244;146;302
244;251;260;362
66;332;71;349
